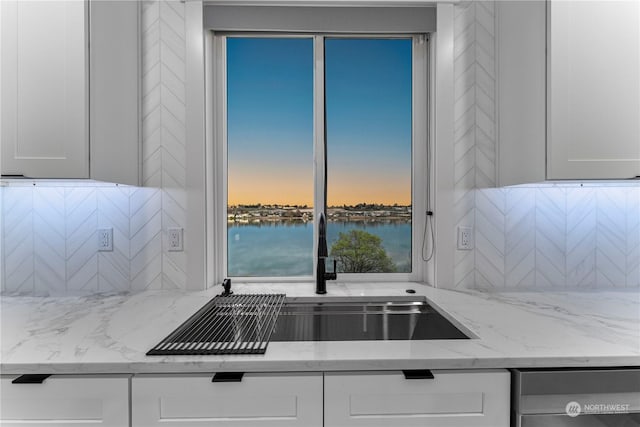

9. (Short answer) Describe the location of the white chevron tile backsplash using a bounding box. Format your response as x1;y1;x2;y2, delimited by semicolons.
534;186;566;288
97;187;131;291
475;188;505;289
129;187;163;291
453;0;497;289
0;183;166;295
453;1;479;290
474;184;640;290
627;188;640;287
65;187;99;293
141;0;188;291
566;187;596;288
33;187;65;294
505;187;536;289
2;186;34;293
596;187;628;287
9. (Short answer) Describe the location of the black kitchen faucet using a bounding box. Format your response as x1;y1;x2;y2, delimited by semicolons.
316;213;337;294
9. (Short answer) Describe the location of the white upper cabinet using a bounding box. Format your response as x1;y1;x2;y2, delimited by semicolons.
497;0;640;184
89;0;140;185
1;0;140;185
1;0;88;178
547;0;640;180
497;0;547;186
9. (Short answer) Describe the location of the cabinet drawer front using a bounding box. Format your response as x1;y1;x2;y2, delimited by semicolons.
132;372;322;426
325;369;510;427
0;375;130;427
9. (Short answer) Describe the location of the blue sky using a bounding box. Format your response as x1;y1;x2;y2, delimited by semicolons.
227;37;412;206
325;38;412;205
227;38;314;205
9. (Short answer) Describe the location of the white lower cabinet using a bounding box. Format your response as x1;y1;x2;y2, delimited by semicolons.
324;369;510;427
1;369;509;427
0;374;130;426
132;372;323;426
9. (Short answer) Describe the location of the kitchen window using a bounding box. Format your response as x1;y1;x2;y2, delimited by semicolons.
210;33;428;282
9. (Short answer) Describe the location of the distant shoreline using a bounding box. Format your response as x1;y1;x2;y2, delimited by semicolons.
228;218;411;226
227;204;412;225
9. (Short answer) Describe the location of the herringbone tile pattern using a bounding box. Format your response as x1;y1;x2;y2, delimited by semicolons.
475;188;505;289
141;0;188;290
1;183;165;295
2;186;34;294
130;187;163;291
34;187;66;293
474;184;640;289
565;188;596;288
505;187;535;288
596;188;627;287
0;179;193;294
97;187;131;291
626;188;640;287
65;187;99;292
453;1;497;289
535;187;566;288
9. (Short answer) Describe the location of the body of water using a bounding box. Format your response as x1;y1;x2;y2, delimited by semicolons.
227;221;411;276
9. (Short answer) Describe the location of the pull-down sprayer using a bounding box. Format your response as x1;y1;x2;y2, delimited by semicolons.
316;213;336;294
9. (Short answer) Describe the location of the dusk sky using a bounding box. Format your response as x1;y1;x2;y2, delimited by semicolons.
227;37;412;206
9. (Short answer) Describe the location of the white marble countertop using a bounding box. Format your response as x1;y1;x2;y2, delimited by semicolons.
1;283;639;374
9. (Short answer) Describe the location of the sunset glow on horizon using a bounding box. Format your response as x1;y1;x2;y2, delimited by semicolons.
227;37;412;208
228;175;410;205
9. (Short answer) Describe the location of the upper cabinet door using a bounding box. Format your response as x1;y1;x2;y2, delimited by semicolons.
548;0;640;180
1;0;140;185
89;0;140;185
1;0;88;178
496;0;547;186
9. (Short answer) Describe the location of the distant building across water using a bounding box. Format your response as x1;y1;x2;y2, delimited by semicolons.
227;204;411;224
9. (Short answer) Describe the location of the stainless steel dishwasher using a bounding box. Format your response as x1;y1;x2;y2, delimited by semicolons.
511;368;640;427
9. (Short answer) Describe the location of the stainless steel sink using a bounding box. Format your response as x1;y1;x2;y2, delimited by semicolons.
270;296;469;341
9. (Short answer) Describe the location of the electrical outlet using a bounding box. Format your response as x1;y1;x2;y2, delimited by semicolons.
457;226;473;250
98;228;113;251
168;227;183;252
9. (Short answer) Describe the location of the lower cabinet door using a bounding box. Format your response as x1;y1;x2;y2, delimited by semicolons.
324;369;510;427
132;372;323;426
0;375;130;427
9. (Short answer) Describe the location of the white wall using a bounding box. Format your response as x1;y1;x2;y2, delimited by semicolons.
0;0;190;295
140;0;189;290
474;183;640;289
450;0;498;289
1;181;164;295
1;0;638;295
447;0;640;290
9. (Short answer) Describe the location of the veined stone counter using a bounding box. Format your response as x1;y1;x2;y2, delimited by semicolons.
1;283;639;374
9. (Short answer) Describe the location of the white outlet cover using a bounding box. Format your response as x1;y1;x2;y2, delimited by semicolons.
168;227;183;252
98;228;113;251
457;226;473;250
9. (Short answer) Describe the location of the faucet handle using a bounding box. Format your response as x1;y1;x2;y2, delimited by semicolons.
221;278;233;296
325;259;337;281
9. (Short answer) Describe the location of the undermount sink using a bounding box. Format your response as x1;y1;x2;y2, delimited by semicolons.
147;295;471;356
270;296;470;342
